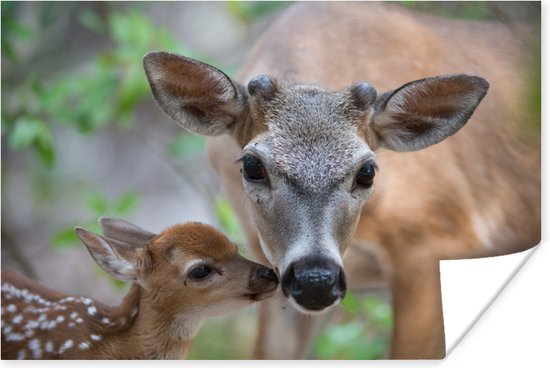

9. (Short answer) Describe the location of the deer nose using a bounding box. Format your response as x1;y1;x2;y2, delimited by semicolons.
281;256;346;311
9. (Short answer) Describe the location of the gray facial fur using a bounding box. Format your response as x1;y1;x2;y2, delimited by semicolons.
242;84;376;288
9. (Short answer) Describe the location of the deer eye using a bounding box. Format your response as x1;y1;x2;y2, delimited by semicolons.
188;265;212;280
355;162;376;188
242;155;266;182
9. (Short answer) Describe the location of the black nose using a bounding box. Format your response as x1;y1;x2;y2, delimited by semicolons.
281;256;346;311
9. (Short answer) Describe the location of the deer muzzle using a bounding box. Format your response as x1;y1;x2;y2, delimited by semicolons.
246;264;279;301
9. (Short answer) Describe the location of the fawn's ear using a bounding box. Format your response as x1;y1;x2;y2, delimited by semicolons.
143;51;247;136
99;217;156;248
75;227;151;282
370;74;489;152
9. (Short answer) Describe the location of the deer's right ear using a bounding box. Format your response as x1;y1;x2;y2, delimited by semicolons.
75;228;139;282
143;51;247;136
99;217;156;248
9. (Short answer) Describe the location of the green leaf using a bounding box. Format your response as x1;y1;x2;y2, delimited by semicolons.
8;117;56;166
9;117;48;149
35;138;55;167
116;65;149;118
213;196;243;244
363;296;393;329
87;192;109;215
168;133;206;158
78;9;105;34
114;192;139;215
51;227;80;249
341;291;361;315
226;1;290;23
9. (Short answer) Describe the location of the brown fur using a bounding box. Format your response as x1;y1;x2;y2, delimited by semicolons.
208;2;539;359
142;2;539;360
1;222;278;359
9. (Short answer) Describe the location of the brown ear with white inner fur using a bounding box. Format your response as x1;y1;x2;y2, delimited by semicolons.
143;51;247;136
370;74;489;152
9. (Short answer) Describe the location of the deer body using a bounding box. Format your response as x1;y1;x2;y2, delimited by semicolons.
143;2;540;359
1;220;278;359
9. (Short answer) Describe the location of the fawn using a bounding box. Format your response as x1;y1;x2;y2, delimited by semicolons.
1;218;279;359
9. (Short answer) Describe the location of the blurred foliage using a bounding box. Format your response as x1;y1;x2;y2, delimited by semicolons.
213;196;245;248
399;1;493;20
188;308;257;359
1;2;34;61
51;190;140;290
51;191;140;249
1;4;191;167
225;1;291;23
313;292;392;359
167;132;207;159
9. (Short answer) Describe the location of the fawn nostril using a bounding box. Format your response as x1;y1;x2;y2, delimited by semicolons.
259;267;279;284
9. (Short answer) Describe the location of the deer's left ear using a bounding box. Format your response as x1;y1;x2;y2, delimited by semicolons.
75;227;153;282
143;51;247;136
369;74;489;152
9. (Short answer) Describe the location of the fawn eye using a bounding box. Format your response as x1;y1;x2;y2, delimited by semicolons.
242;155;266;182
355;162;376;188
188;265;212;280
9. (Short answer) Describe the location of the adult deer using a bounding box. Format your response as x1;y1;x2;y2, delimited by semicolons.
143;2;540;359
1;219;278;359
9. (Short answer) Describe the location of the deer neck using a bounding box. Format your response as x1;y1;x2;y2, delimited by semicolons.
106;284;197;359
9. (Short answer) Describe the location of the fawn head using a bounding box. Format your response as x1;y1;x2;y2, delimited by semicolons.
143;52;488;313
75;219;278;321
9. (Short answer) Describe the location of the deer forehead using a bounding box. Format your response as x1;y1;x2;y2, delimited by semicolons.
252;87;372;191
153;223;238;264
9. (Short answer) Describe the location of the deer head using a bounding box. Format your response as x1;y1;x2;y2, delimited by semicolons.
143;52;488;313
77;218;279;324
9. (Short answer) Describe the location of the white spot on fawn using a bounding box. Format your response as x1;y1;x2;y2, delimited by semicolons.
56;315;65;323
6;333;25;342
45;340;54;353
59;339;74;354
7;304;17;313
12;314;24;324
24;320;39;331
46;320;56;330
78;341;90;350
101;317;110;324
17;349;26;360
70;312;79;320
90;334;102;341
87;306;97;316
28;339;42;359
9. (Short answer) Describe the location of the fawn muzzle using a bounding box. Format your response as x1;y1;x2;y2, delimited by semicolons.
281;256;346;311
246;264;279;301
